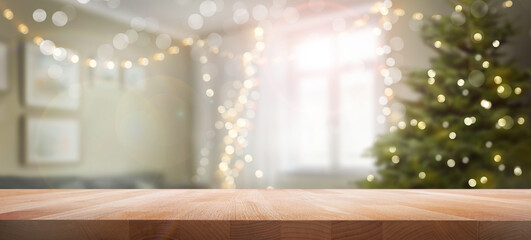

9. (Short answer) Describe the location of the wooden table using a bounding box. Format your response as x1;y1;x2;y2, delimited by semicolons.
0;189;530;239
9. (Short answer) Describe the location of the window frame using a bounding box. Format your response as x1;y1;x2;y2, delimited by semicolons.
282;24;383;176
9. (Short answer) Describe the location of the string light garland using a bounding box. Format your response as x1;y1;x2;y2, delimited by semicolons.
1;5;241;73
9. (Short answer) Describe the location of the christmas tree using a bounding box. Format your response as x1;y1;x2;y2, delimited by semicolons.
363;0;531;188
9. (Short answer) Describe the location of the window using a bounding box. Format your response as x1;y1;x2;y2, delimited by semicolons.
283;28;380;173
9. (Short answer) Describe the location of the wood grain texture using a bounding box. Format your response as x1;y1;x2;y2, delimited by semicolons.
282;221;331;240
129;220;179;240
331;221;381;240
180;220;229;240
231;221;281;240
0;220;129;240
479;221;531;240
0;189;529;239
382;221;477;240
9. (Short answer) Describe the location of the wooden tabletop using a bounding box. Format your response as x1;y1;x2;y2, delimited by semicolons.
0;189;530;239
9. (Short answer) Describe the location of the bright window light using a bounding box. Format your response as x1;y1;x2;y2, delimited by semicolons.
296;36;332;70
286;27;379;172
339;71;375;168
338;30;377;63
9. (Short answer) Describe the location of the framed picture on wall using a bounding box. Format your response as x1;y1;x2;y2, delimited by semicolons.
0;42;8;91
91;61;120;89
24;42;80;110
24;117;80;165
123;65;146;91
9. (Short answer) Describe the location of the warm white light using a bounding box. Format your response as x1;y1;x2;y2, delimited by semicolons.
33;36;44;45
391;155;400;164
514;166;522;176
480;176;488;184
412;12;423;20
517;117;525;125
121;60;132;69
138;58;149;66
389;146;396;153
153;52;165;61
427;69;436;78
418;121;426;130
182;38;194;46
70;54;79;63
203;73;211;82
17;24;29;34
473;32;483;41
105;61;115;69
468;179;477;187
245;154;253;163
494;76;502;84
218;162;228;171
437;94;445;103
3;9;14;20
449;132;456;139
87;58;97;68
168;46;180;54
480;99;491;109
225;145;234;155
464;117;473;126
52;47;67;61
366;174;374;182
206;88;214;97
447;159;455;167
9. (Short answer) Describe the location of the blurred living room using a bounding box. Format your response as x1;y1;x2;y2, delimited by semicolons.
0;0;530;190
1;0;531;239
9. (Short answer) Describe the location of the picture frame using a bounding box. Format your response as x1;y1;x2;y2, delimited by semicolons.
24;117;80;165
0;42;8;91
24;42;80;110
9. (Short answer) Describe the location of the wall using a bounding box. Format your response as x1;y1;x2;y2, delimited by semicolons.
0;0;193;186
